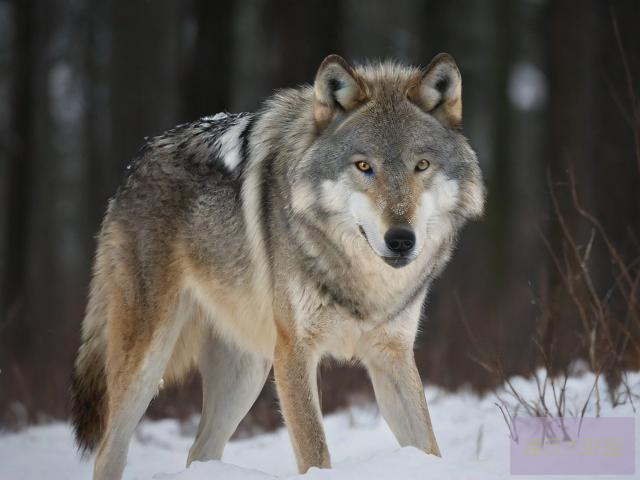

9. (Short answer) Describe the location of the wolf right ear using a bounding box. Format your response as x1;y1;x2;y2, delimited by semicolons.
409;53;462;129
313;54;368;129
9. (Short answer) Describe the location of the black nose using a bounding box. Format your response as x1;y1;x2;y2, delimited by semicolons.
384;226;415;254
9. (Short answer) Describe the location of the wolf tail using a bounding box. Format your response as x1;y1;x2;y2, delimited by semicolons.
70;267;109;454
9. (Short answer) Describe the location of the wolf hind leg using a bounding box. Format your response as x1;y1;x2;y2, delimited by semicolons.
94;290;188;480
187;331;271;465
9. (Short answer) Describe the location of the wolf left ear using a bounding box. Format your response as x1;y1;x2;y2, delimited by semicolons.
409;53;462;129
313;54;368;129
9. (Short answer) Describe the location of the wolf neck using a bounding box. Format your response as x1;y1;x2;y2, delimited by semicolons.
236;86;318;301
250;86;319;165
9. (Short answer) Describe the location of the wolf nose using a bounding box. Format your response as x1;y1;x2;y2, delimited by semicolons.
384;226;415;254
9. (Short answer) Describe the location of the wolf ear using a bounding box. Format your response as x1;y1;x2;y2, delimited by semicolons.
409;53;462;129
313;54;368;129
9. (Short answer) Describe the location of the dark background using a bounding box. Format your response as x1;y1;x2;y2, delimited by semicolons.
1;0;639;430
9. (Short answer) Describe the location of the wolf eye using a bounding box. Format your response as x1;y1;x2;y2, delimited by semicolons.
415;159;431;172
355;161;373;174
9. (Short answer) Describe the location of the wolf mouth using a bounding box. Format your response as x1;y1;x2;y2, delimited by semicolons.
358;225;368;240
382;256;412;268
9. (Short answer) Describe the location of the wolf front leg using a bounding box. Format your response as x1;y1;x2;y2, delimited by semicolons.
362;335;441;457
273;330;330;473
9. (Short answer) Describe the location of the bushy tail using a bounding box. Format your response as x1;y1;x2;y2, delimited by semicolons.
70;274;109;454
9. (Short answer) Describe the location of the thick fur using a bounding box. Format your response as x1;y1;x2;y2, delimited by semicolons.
71;54;485;479
70;338;107;453
71;229;112;453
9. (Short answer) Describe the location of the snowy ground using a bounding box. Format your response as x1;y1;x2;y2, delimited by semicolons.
1;369;638;479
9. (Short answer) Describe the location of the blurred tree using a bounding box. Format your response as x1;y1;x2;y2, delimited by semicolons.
184;0;236;118
0;0;17;335
0;0;638;427
9;0;92;418
231;0;342;112
342;0;424;62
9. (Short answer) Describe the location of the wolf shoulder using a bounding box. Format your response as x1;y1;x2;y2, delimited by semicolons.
121;112;255;190
103;112;255;244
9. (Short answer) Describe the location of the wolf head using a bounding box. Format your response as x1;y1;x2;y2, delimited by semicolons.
289;54;485;269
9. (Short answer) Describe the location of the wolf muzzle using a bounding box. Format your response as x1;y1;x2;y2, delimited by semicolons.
383;225;416;268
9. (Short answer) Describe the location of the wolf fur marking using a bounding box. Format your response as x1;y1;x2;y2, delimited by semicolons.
71;53;485;479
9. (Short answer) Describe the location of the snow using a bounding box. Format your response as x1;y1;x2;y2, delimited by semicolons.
1;369;638;479
49;61;85;125
508;61;547;111
202;112;229;121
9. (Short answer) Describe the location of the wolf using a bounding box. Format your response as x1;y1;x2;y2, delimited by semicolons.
71;53;485;479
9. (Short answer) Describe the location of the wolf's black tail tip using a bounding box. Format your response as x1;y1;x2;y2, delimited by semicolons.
70;350;107;454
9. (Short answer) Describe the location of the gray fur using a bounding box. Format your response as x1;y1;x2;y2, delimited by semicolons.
73;54;485;479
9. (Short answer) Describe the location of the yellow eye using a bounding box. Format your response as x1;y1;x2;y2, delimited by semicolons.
416;159;431;171
355;161;372;173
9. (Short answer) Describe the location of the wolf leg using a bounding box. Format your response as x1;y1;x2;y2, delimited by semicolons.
187;331;271;465
362;341;441;456
93;291;187;480
273;332;330;473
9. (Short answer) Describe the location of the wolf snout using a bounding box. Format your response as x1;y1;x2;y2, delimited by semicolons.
384;226;415;254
